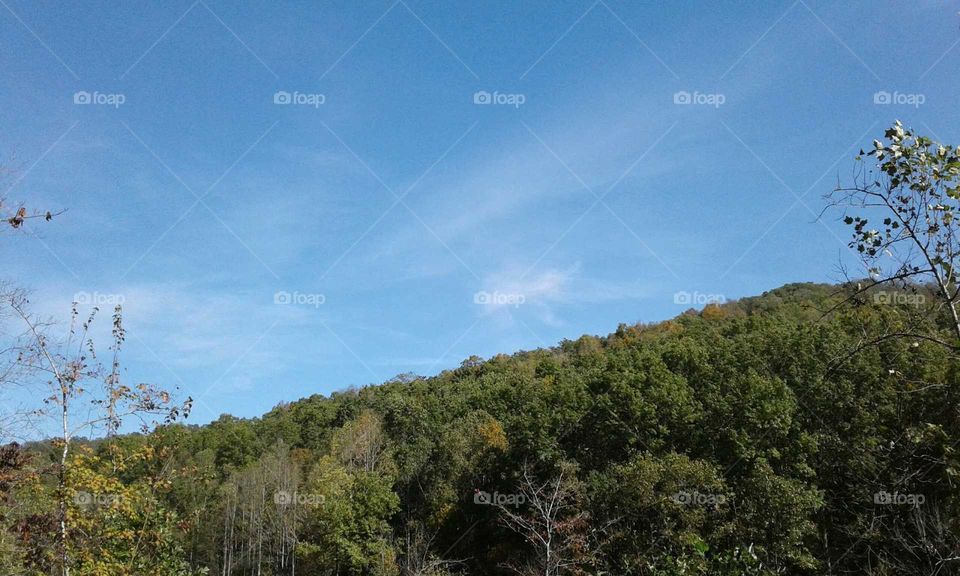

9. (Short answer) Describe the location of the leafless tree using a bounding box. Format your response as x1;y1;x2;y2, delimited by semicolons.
397;521;466;576
0;283;40;441
218;441;303;576
490;462;596;576
334;409;390;473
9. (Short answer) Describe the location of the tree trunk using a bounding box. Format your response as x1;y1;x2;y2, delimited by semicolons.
58;386;70;576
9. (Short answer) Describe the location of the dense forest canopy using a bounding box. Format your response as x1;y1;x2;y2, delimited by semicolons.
3;281;959;575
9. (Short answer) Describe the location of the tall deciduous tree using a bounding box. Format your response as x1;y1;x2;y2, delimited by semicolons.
829;121;960;348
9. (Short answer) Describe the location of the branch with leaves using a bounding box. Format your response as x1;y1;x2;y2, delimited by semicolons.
5;294;190;576
827;121;960;354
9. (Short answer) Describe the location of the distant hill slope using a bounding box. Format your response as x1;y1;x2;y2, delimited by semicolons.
51;282;960;575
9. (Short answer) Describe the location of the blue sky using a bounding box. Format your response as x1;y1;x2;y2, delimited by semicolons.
1;0;958;427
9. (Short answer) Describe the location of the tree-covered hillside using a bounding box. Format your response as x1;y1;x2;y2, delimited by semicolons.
6;281;958;575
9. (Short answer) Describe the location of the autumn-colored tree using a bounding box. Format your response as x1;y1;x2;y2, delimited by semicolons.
64;443;194;576
8;296;189;576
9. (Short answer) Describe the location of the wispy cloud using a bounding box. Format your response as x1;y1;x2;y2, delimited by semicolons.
474;264;657;326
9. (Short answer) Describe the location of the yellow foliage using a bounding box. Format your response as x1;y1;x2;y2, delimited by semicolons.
701;303;727;320
58;442;188;575
431;502;454;525
476;417;508;452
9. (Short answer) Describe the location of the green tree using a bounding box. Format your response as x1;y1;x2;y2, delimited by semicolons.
297;456;400;575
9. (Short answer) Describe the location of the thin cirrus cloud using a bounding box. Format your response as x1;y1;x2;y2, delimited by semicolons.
347;100;692;288
476;264;658;325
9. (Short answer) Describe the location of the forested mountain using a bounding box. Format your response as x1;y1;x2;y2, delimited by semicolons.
4;281;959;575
